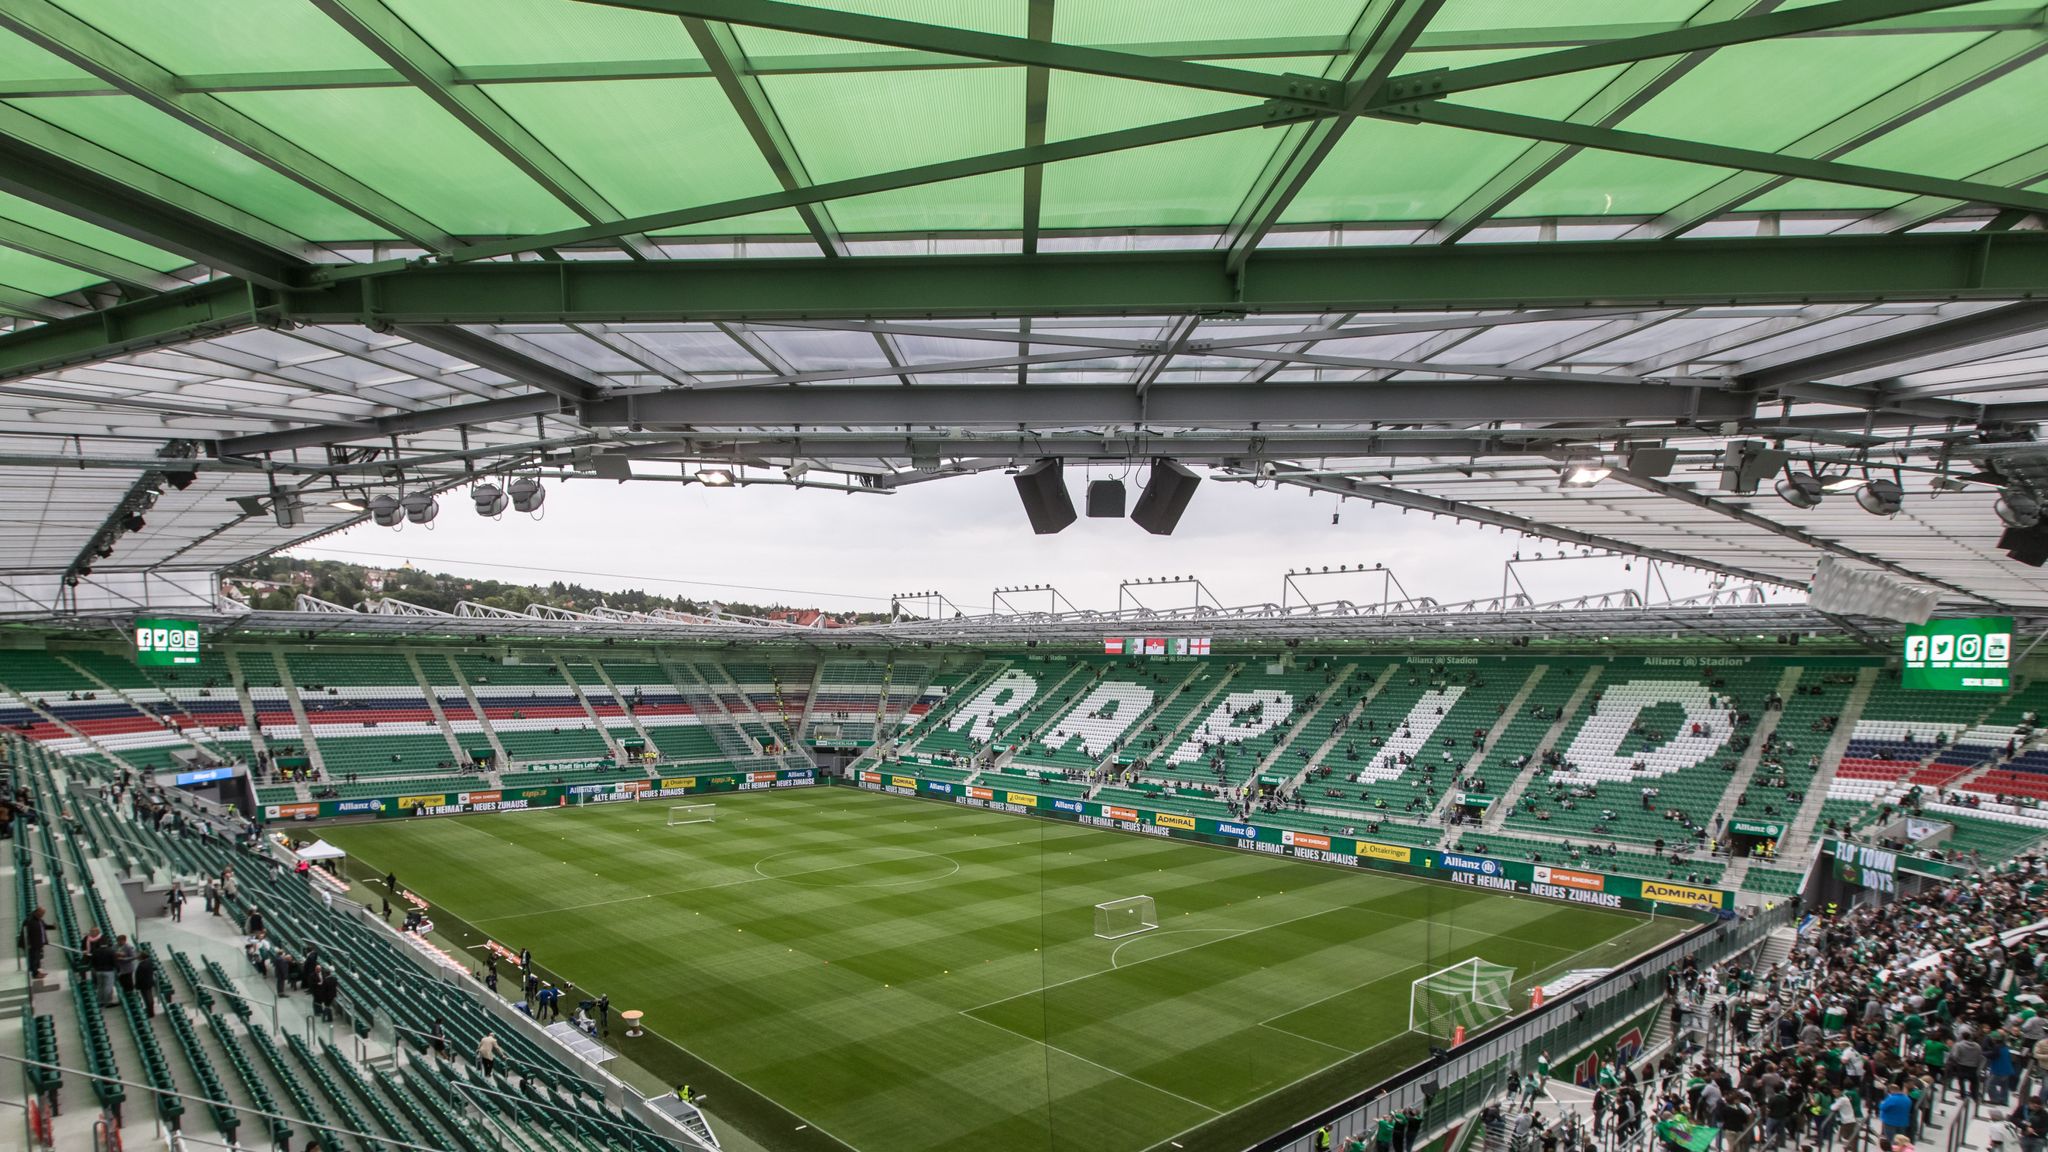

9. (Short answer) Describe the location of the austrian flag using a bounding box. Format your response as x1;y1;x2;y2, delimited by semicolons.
1103;637;1125;655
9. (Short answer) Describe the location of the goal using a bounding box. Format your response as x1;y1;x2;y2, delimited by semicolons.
1094;895;1158;940
1408;958;1515;1040
666;804;716;826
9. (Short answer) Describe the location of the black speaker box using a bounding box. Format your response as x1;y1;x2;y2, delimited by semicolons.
1013;458;1076;535
2001;522;2048;567
1131;459;1200;535
1086;478;1126;518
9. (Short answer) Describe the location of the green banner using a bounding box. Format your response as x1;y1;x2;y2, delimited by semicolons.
1728;819;1785;838
855;771;1730;916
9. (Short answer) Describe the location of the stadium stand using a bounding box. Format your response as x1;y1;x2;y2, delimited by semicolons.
4;733;711;1152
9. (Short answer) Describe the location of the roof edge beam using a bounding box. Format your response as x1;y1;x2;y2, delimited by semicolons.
579;380;1756;428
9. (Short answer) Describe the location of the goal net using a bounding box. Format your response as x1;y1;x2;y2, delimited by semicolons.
666;804;715;826
1094;895;1158;940
1408;958;1515;1039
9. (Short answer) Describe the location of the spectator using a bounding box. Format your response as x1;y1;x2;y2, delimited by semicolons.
477;1032;500;1076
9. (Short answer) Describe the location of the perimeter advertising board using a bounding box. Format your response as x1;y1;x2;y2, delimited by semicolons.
264;767;818;822
860;771;1727;916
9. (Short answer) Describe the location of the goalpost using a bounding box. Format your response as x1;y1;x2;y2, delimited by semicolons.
1094;895;1158;940
666;804;716;826
1408;958;1516;1040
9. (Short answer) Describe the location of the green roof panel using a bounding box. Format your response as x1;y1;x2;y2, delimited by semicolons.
216;87;583;236
1039;71;1270;229
1500;31;1987;218
8;95;385;241
0;246;101;297
482;79;791;221
764;65;1023;233
49;0;385;75
388;0;703;69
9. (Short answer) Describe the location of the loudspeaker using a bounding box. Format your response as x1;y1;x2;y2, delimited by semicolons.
2001;522;2048;567
1131;459;1200;536
1086;479;1126;518
1013;458;1076;535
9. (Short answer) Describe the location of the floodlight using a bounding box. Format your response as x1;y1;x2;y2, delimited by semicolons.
329;497;367;512
1855;477;1903;515
1773;472;1823;510
1996;488;2043;528
1559;457;1612;488
400;491;439;525
166;470;196;491
509;476;545;514
121;513;146;533
1821;476;1867;493
696;468;736;487
368;494;403;527
473;484;509;517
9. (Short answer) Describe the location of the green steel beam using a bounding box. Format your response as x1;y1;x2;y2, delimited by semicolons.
0;286;83;321
1372;0;1992;103
1423;0;1770;244
1019;0;1056;256
1638;28;2048;237
9;231;2048;385
1384;102;2048;216
577;0;1344;106
0;106;313;288
307;0;662;259
682;17;847;256
1221;0;1447;272
0;216;188;295
0;0;448;251
441;103;1313;262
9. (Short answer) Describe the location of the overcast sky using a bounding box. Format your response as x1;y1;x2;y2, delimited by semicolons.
287;468;1774;616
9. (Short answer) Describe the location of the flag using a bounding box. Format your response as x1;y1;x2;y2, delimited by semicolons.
1145;637;1166;656
1190;638;1211;656
1171;638;1189;656
1104;637;1124;655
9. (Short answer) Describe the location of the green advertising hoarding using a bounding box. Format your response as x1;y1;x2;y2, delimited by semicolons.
856;771;1730;917
133;618;201;667
1902;616;2014;692
261;766;818;822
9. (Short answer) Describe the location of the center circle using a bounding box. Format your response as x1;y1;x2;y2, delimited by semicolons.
753;845;961;888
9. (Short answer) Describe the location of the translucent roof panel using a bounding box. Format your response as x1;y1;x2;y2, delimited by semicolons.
2;0;2048;607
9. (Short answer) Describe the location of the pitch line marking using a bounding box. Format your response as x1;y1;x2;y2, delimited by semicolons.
1254;1022;1358;1056
1108;928;1238;969
954;1010;1221;1117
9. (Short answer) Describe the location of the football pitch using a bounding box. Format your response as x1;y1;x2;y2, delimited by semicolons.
321;786;1685;1152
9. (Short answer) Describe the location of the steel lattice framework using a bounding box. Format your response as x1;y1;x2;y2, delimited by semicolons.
3;0;2048;611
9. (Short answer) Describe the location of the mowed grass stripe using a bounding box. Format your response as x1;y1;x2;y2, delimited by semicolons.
322;786;1681;1152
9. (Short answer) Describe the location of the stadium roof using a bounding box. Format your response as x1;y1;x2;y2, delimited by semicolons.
6;0;2048;611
